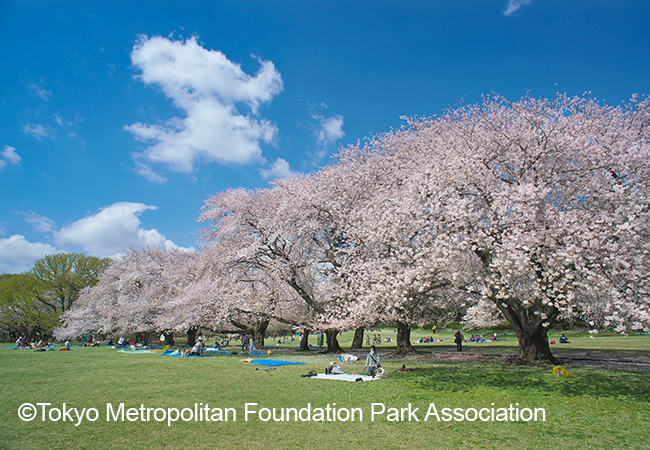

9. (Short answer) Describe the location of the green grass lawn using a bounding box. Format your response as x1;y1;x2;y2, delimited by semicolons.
1;332;648;449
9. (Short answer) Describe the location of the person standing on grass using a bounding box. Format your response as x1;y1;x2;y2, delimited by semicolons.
242;334;250;354
364;345;380;376
454;330;464;352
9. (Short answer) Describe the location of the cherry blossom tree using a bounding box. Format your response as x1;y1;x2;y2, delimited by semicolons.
56;247;199;344
309;134;478;354
181;244;313;350
199;180;346;352
462;299;505;329
327;93;650;363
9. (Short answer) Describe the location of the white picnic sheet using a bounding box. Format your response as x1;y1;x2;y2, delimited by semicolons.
310;373;381;382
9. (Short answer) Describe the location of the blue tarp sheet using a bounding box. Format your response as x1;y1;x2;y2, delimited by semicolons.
249;359;305;366
202;350;271;356
118;350;158;354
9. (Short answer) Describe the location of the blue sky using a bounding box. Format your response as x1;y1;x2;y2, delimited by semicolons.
1;0;649;273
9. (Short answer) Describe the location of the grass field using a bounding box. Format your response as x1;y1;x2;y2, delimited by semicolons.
1;330;648;449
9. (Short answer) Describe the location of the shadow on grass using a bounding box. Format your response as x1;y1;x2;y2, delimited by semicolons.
401;363;650;403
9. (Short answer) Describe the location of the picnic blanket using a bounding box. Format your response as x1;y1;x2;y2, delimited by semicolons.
337;354;359;361
118;349;158;354
202;350;271;355
161;350;223;357
248;359;305;366
310;373;381;382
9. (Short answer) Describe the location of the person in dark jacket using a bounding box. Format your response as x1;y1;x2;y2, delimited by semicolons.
454;331;464;352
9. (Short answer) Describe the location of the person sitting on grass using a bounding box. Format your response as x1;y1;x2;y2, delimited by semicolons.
190;337;205;355
559;334;570;344
60;340;71;351
364;345;380;376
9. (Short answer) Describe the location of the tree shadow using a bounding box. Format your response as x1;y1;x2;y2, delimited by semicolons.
400;363;650;403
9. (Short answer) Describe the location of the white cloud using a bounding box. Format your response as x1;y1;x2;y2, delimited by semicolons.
260;158;300;180
54;113;82;128
23;212;56;234
503;0;532;16
0;235;58;274
315;114;345;147
1;203;194;273
307;103;345;164
125;35;283;179
24;79;52;101
53;114;70;127
53;202;191;257
22;123;57;141
307;106;345;161
132;156;168;183
0;145;21;169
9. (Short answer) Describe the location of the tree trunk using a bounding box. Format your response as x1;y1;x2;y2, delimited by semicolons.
135;332;150;345
395;322;414;354
325;329;343;353
186;327;198;347
350;326;365;349
497;302;561;365
300;329;310;351
163;331;174;347
476;247;561;365
512;324;560;364
253;319;269;350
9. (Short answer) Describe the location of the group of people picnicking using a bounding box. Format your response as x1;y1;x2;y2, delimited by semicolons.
13;336;59;350
469;332;501;343
187;333;260;356
111;337;145;349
